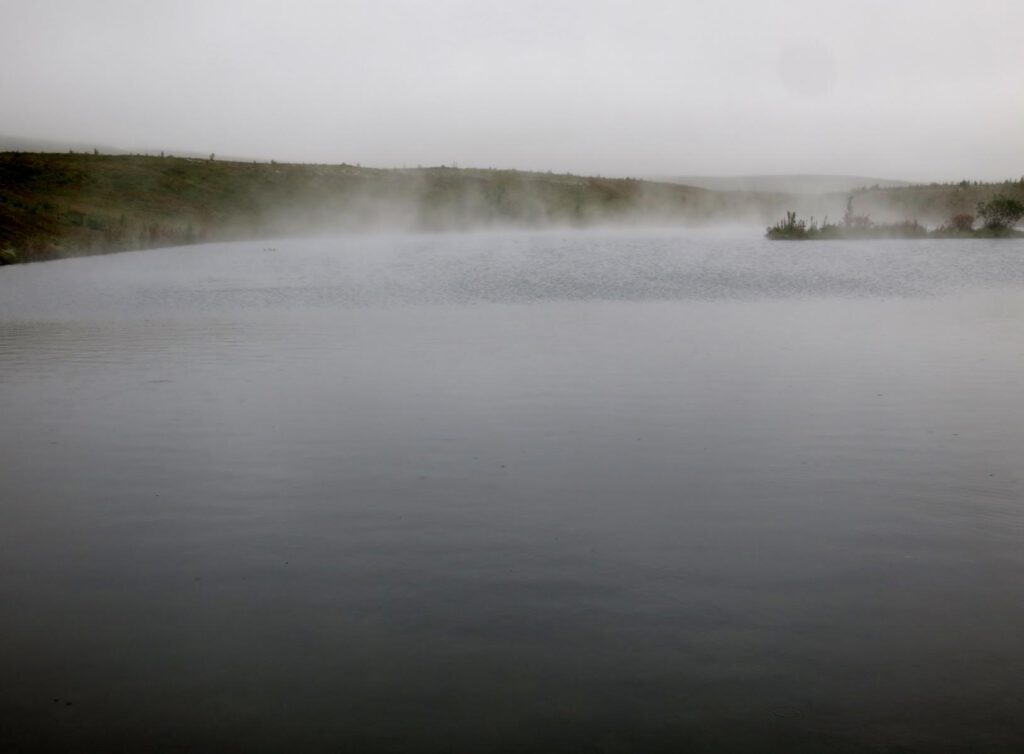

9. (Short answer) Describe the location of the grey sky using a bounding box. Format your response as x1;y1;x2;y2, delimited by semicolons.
2;0;1022;181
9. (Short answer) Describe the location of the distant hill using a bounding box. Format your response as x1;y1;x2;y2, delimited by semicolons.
0;134;129;155
0;134;252;162
655;175;912;194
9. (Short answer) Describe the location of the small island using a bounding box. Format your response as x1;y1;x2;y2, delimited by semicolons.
767;195;1024;240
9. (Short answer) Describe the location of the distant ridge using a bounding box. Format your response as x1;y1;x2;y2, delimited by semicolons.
655;175;913;194
0;134;251;162
0;134;129;155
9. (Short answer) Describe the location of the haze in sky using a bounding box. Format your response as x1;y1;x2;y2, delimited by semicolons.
2;0;1022;182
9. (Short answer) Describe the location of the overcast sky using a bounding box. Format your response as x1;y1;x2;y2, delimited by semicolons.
2;0;1022;181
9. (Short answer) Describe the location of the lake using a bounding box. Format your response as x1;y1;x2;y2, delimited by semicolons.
2;230;1023;753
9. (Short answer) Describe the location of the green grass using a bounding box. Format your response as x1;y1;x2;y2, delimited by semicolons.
0;153;739;262
2;152;1023;262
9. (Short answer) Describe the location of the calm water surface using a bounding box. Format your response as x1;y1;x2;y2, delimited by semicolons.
2;231;1023;752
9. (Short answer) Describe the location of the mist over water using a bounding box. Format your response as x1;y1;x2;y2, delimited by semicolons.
2;231;1024;753
3;230;1024;315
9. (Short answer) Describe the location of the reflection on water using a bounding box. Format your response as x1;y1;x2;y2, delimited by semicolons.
1;231;1023;753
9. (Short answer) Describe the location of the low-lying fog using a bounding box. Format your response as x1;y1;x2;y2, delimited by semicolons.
3;229;1023;318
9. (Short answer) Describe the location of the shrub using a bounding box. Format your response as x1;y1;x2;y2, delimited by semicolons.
766;211;807;239
950;213;974;232
842;196;872;229
977;194;1024;230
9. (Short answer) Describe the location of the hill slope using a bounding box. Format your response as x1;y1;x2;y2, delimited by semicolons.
0;153;795;262
657;175;912;194
1;152;1021;263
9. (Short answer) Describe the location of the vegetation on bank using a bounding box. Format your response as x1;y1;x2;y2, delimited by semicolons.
850;177;1024;226
1;152;757;264
766;195;1024;240
2;151;1023;263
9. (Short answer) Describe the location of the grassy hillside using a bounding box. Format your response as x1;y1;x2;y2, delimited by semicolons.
1;152;1021;264
0;152;817;263
852;180;1024;224
657;174;911;194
